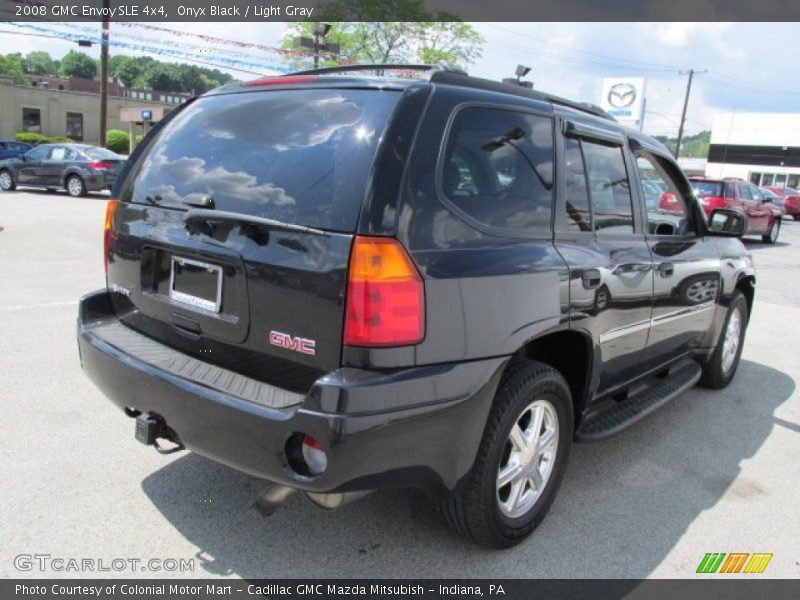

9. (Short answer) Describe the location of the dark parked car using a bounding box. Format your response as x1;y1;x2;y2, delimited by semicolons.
689;177;783;243
0;143;125;196
78;66;754;548
0;140;32;160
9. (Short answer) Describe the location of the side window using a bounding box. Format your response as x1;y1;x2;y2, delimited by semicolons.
635;152;692;236
26;146;49;161
441;107;554;234
564;137;591;231
749;185;764;202
739;184;752;201
581;140;634;234
50;146;67;161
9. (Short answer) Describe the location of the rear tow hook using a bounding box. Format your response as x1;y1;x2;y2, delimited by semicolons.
134;413;185;455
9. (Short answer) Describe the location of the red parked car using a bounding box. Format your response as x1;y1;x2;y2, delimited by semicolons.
689;177;783;243
764;186;800;221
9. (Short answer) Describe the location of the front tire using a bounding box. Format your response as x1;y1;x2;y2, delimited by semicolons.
699;290;748;389
762;220;780;244
441;359;573;548
66;175;86;197
0;169;16;191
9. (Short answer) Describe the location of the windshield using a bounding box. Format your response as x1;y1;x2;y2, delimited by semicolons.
120;89;401;231
691;181;722;197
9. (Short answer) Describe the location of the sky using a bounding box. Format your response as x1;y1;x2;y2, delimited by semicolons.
1;21;798;138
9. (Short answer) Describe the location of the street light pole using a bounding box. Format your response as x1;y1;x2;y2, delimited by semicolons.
99;0;110;146
675;68;706;159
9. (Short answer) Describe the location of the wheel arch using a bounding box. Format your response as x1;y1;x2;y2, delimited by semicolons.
511;329;594;427
735;274;755;323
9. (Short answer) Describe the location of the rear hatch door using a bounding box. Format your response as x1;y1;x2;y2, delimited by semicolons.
107;87;402;390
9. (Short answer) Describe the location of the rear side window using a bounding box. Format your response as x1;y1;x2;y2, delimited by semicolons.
121;89;401;231
581;141;634;234
84;147;120;160
440;107;554;234
692;181;723;197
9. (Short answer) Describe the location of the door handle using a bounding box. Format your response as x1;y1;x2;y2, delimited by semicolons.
582;268;601;289
658;262;675;278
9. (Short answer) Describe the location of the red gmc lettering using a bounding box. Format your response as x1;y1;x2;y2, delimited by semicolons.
269;331;316;356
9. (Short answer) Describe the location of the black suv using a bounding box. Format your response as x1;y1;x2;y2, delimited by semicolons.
78;66;755;548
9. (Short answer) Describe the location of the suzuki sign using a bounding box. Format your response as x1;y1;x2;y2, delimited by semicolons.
600;78;646;130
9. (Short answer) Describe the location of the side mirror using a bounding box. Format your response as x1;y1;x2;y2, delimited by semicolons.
707;208;747;237
761;196;772;203
19;154;27;161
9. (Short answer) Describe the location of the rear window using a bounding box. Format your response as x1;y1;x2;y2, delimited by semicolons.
691;181;723;197
84;147;121;160
121;89;400;231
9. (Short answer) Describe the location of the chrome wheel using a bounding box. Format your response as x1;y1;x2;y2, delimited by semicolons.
721;307;742;375
67;176;84;196
685;279;716;304
497;399;559;519
0;170;12;190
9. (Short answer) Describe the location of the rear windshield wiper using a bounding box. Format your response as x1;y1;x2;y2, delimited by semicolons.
183;209;329;237
144;193;214;208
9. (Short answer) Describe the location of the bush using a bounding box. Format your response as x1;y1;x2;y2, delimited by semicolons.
14;132;71;145
105;129;129;154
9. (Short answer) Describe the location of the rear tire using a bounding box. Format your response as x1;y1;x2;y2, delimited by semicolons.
699;290;748;389
0;169;16;191
762;220;780;244
441;359;573;548
66;175;86;197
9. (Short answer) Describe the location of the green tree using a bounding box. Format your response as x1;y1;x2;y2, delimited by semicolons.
59;50;97;79
0;53;25;84
23;51;57;75
281;1;483;69
109;55;143;88
142;62;183;91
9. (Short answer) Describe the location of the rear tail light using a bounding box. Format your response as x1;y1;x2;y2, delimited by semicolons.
88;161;112;170
104;199;118;273
344;236;424;347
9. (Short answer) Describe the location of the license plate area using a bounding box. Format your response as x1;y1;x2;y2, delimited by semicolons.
169;256;222;313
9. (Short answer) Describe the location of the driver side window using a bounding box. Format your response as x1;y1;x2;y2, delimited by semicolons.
635;152;693;236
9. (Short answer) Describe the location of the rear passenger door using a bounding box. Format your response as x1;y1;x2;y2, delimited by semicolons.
632;147;720;368
555;121;654;394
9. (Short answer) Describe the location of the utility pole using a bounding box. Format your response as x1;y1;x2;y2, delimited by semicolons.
99;0;110;146
675;68;706;159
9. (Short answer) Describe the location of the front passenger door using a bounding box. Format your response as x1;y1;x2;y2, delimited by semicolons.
16;145;50;185
633;150;720;368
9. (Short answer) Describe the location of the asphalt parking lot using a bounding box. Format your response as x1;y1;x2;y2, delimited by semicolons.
1;189;798;579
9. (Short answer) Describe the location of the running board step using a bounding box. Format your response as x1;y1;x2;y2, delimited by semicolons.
576;360;702;442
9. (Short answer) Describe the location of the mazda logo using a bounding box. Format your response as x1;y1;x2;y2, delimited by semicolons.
608;83;637;108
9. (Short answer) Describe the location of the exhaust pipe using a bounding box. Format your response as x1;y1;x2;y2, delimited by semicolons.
305;491;372;510
252;484;296;517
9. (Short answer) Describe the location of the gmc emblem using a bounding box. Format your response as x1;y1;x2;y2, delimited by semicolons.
269;330;316;356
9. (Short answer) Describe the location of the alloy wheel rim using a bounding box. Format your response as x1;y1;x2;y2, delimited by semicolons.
686;280;714;303
68;178;82;195
770;222;779;242
497;399;559;519
0;172;11;189
721;307;742;374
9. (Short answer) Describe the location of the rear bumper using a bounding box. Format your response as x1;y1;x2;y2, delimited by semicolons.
84;173;117;191
78;290;506;497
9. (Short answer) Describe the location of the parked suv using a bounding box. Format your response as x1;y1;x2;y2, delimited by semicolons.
689;176;783;243
78;66;755;548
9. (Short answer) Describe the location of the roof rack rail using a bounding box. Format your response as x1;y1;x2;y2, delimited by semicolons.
429;71;615;122
292;64;468;77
